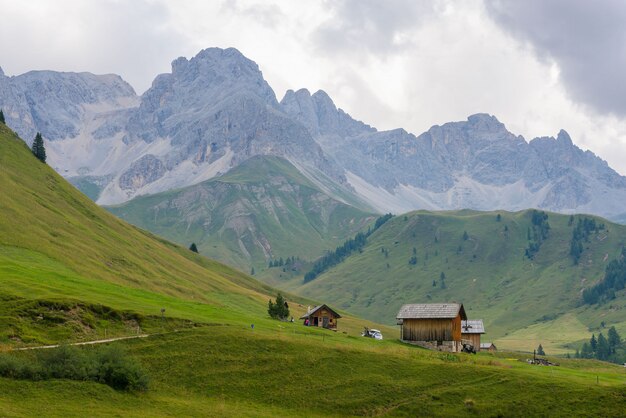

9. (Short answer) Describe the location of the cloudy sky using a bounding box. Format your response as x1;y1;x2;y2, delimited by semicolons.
1;0;626;173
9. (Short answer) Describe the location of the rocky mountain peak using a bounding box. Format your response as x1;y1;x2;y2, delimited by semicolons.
556;129;573;146
169;47;277;104
280;87;374;139
465;113;507;134
0;66;4;77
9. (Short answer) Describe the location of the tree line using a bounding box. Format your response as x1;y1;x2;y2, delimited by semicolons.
575;327;623;363
303;214;393;283
569;216;604;265
525;210;550;259
582;247;626;305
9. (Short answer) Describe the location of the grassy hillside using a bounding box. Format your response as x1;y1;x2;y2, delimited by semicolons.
3;325;626;417
284;210;626;354
107;155;375;273
3;124;626;416
0;122;389;344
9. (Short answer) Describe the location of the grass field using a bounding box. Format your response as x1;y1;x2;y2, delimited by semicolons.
2;325;626;417
3;123;626;416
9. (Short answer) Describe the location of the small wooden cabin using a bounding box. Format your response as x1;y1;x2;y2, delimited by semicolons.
396;303;467;352
480;342;497;352
461;319;485;351
300;304;341;330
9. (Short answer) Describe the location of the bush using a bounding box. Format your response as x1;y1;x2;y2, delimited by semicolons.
95;345;149;391
0;344;148;391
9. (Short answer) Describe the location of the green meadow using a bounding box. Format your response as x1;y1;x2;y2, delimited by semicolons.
2;123;626;416
283;210;626;354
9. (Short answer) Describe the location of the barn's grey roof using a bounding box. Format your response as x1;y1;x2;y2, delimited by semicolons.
480;342;496;349
462;320;485;334
396;303;467;320
299;304;342;319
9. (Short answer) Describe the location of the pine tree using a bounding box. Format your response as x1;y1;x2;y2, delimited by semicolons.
608;326;621;354
590;334;597;352
31;132;46;163
496;213;501;222
580;342;592;358
189;243;198;253
597;333;610;360
0;109;5;124
250;267;255;275
536;344;545;356
268;293;289;320
463;231;469;241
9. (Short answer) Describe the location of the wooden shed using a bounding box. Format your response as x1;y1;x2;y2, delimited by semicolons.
300;304;341;330
480;342;497;353
461;319;485;351
396;303;467;352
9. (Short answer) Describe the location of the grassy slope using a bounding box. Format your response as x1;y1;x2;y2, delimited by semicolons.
288;210;626;354
0;123;390;343
3;124;626;416
0;124;272;343
2;326;626;417
107;155;375;272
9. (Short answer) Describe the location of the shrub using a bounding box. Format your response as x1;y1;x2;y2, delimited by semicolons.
0;344;148;391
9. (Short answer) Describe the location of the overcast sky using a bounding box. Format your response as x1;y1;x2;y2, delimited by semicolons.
1;0;626;173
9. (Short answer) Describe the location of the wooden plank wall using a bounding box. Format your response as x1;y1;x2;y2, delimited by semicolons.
402;318;454;342
452;314;462;341
462;333;481;350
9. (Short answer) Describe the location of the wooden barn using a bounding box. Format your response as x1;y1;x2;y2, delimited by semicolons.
480;342;497;352
300;304;341;330
396;303;467;352
461;319;485;351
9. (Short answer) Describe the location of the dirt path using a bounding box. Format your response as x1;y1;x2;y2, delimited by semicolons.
14;334;150;351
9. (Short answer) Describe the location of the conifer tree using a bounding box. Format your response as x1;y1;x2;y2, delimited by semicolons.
608;326;621;354
590;334;597;352
31;132;46;163
536;344;545;356
0;109;5;124
596;333;610;360
267;293;289;320
189;243;199;253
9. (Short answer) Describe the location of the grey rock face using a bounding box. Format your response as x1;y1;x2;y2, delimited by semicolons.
118;48;346;192
0;70;136;143
119;155;166;190
280;88;375;138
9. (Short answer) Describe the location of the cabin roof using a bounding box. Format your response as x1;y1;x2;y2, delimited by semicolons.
462;319;485;334
299;304;342;319
480;342;496;349
396;303;467;320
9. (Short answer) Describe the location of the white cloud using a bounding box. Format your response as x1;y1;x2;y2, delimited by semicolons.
1;0;626;174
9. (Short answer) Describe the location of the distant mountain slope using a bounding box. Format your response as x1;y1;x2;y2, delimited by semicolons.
107;155;375;272
283;209;626;352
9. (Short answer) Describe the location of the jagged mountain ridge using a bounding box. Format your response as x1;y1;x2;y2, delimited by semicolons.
280;89;626;219
2;49;626;219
